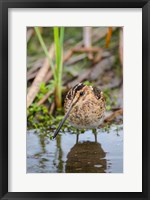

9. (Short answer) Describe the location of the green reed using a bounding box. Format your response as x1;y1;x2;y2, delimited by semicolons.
54;27;64;108
34;27;64;109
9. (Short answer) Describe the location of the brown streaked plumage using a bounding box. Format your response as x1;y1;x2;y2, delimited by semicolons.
53;83;106;139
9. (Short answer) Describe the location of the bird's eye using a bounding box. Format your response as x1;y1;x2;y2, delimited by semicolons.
80;91;84;96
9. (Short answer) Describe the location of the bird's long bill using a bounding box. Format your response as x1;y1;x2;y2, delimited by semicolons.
53;103;74;139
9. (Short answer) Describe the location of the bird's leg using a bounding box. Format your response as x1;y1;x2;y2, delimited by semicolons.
76;133;79;144
92;128;97;142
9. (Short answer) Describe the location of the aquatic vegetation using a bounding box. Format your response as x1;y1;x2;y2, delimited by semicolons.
34;27;65;108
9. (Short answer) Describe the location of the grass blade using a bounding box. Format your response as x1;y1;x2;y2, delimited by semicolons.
34;27;55;78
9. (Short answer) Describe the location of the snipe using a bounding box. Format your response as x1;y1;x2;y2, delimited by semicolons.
53;83;106;139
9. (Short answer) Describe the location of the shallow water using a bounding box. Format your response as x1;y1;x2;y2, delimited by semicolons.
27;125;123;173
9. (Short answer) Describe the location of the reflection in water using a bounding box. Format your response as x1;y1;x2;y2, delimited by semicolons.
27;125;123;173
66;141;106;173
56;136;63;172
33;134;47;169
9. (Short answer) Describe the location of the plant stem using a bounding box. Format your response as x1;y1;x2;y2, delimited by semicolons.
34;27;55;78
34;26;65;109
58;27;65;108
54;27;60;78
53;27;65;108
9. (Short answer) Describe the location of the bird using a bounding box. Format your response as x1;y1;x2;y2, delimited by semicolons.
53;83;106;139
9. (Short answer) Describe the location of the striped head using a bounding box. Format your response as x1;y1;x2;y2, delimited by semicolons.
64;83;103;112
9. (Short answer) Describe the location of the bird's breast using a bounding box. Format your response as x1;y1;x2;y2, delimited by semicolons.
67;99;105;129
